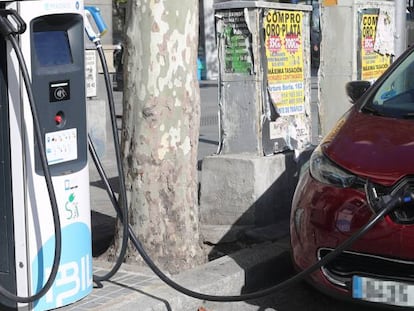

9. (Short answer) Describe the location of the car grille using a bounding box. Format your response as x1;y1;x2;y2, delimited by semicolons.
373;176;414;224
318;248;414;288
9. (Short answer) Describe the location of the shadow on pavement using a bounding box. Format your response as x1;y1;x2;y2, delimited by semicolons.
204;150;298;256
202;146;381;310
90;176;120;194
204;148;315;309
91;211;116;257
90;177;119;257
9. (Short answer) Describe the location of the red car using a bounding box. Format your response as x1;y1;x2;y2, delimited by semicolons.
290;45;414;309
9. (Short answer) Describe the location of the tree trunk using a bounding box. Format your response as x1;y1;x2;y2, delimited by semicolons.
115;0;205;274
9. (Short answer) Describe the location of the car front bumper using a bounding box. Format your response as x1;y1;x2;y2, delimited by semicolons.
290;170;414;299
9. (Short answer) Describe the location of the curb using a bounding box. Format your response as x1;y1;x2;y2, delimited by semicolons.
63;238;291;311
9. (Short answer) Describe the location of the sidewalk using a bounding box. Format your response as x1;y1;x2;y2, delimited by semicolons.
67;86;293;311
75;152;292;311
61;238;291;311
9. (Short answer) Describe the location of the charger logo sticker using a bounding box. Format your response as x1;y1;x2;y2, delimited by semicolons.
50;81;70;102
65;193;79;220
32;223;92;310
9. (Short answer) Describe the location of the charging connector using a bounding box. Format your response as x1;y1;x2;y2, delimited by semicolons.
0;9;25;36
84;6;129;283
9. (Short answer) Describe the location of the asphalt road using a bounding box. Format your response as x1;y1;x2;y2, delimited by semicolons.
199;281;383;311
252;282;386;311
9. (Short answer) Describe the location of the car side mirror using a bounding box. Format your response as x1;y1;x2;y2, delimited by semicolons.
345;80;371;104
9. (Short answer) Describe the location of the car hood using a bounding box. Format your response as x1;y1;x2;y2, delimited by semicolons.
323;109;414;186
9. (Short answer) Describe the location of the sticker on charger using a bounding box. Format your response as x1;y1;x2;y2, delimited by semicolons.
45;128;78;165
353;275;414;307
50;80;70;102
31;222;93;310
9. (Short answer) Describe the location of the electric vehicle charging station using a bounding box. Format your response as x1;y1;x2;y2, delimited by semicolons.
0;0;91;310
0;1;407;309
0;1;410;309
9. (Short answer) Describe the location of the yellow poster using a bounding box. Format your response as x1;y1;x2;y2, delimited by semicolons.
264;9;305;116
360;12;391;82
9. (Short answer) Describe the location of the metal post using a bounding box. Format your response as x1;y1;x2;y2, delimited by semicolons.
394;0;407;59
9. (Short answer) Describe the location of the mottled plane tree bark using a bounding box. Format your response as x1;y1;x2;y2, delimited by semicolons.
110;0;205;274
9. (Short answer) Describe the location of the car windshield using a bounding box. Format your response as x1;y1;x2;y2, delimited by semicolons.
364;50;414;118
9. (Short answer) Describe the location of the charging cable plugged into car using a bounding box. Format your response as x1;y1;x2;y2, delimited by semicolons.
82;8;414;304
2;5;414;309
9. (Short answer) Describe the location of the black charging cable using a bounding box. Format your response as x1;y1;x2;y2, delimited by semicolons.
104;172;413;301
0;9;62;303
86;37;130;283
89;29;414;301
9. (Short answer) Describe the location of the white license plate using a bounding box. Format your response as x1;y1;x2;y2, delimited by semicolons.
353;275;414;307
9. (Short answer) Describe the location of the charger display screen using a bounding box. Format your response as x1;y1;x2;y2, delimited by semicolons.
33;31;73;66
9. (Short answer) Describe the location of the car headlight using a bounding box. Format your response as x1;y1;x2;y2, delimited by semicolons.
309;145;357;188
